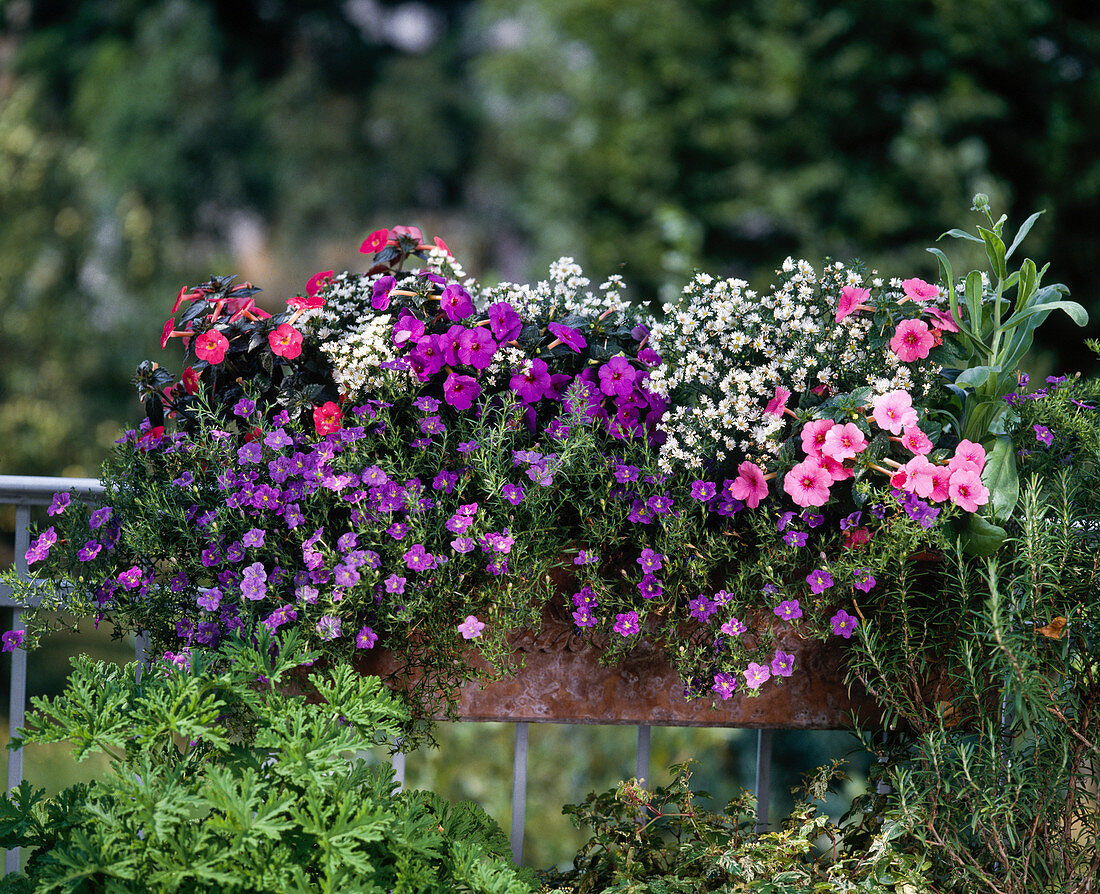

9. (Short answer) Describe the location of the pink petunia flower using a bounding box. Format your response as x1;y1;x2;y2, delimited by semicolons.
925;307;959;332
729;461;769;508
835;285;871;322
305;270;333;298
783;459;832;507
800;419;835;457
900;277;939;303
872;390;918;435
890;318;935;362
900;455;937;498
901;425;932;455
764;385;791;416
929;465;952;503
948;468;989;513
949;440;986;474
821;422;868;463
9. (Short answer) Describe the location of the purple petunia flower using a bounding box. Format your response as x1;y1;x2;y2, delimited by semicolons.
613;611;640;637
440;283;474;321
806;569;834;593
242;528;266;549
774;599;802;621
830;609;859;638
744;663;771;690
458;615;486;639
690;480;716;501
197;588;222;611
637;575;663;599
712;672;737;700
316;615;342;641
783;531;808;547
770;650;795;677
852;568;876;593
720;617;747;637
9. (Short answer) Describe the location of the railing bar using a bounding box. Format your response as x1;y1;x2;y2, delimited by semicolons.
754;728;773;834
5;505;32;875
635;724;650;784
510;722;529;864
391;747;406;791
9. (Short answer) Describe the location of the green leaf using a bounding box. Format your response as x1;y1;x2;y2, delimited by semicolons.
1006;298;1089;329
964;270;985;335
977;227;1007;280
957;513;1007;557
954;366;996;389
1004;210;1043;260
983;435;1019;521
938;228;985;244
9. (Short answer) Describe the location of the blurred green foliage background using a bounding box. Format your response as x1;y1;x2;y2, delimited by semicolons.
1;0;1097;868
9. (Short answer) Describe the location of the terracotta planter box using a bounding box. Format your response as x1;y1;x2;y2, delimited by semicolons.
356;609;881;729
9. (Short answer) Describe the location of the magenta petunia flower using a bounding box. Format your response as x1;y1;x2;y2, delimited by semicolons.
821;423;867;463
948;468;989;513
392;311;425;346
890;318;934;363
488;301;522;342
457;327;498;369
443;373;481;411
598;356;637;398
440;283;474;321
548;321;587;352
372;275;396;311
872;390;918;435
510;359;553;403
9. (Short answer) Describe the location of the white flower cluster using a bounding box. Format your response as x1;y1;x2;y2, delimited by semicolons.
648;260;930;473
302;272;406;395
476;258;638;325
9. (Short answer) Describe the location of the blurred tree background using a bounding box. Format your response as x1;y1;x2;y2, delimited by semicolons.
2;0;1099;868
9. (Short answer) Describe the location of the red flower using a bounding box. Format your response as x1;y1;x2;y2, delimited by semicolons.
434;235;451;256
305;270;333;298
181;366;199;394
392;225;424;244
269;323;304;359
287;293;326;310
161;318;176;350
171;285;202;314
194;329;229;364
360;229;390;254
313;401;343;436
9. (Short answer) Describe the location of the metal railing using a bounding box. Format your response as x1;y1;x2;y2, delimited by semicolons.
1;474;776;869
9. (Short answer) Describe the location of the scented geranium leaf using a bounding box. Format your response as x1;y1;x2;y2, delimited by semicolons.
202;765;295;842
0;782;46;849
19;657;137;759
